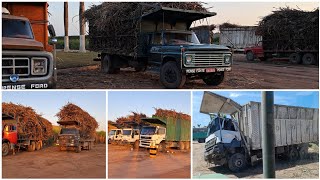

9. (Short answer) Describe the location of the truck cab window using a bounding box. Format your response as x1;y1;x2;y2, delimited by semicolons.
158;128;165;135
153;33;162;45
2;19;33;39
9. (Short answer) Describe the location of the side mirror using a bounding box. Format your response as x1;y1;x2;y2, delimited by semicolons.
50;38;57;45
48;24;56;37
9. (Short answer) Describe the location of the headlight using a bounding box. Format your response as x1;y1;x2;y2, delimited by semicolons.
185;54;194;64
224;54;231;64
31;57;47;75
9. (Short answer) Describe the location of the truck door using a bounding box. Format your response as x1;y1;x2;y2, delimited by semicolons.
148;32;163;65
3;125;18;144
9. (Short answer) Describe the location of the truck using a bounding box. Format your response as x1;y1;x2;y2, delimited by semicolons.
2;113;47;156
220;26;262;53
193;127;207;143
56;120;95;153
108;129;122;144
139;117;191;151
201;91;319;172
2;2;57;89
119;128;140;147
86;4;232;88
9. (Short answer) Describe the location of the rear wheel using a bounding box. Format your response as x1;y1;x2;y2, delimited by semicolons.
28;141;36;152
228;153;247;172
289;53;301;64
298;146;308;159
160;61;186;89
76;146;81;153
101;55;118;74
2;143;10;156
179;141;185;150
288;147;299;161
35;141;41;151
133;140;140;150
202;72;224;86
302;53;315;65
246;51;255;61
158;141;166;152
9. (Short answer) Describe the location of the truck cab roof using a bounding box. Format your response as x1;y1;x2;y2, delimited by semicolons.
2;14;30;21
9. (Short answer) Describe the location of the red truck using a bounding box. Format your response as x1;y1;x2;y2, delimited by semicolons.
244;41;264;61
2;113;46;156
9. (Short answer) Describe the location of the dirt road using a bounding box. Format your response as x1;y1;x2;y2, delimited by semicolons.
193;142;319;178
108;144;190;178
56;54;318;89
2;144;106;178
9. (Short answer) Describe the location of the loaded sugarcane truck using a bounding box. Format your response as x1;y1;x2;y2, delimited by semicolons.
56;120;95;153
139;117;191;151
2;113;47;156
88;6;232;88
201;91;319;172
2;2;57;89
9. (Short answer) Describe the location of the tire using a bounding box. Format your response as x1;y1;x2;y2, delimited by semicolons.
28;141;36;152
101;55;118;74
160;61;186;89
202;72;224;86
134;66;147;72
158;141;166;152
288;147;299;161
289;53;301;64
302;53;315;65
185;141;190;150
246;51;255;61
35;141;41;151
179;141;185;150
75;146;81;153
133;140;140;150
2;143;10;156
298;146;308;159
228;153;247;172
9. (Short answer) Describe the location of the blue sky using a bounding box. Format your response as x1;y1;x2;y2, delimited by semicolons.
48;2;318;36
2;91;106;131
193;91;319;127
108;91;191;121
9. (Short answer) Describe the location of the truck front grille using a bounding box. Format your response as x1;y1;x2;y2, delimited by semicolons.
185;52;231;67
2;58;30;77
139;136;152;147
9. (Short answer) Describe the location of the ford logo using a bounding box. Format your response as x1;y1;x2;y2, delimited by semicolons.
9;74;19;83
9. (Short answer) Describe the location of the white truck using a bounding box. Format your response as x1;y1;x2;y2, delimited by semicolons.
108;129;122;144
120;128;140;148
201;91;319;172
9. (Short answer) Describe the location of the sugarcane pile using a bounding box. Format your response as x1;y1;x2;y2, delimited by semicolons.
2;102;53;140
219;22;242;29
84;2;208;54
56;103;98;138
115;111;147;126
153;108;191;121
257;7;319;51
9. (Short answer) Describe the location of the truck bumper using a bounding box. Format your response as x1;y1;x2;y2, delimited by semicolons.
185;67;231;74
57;143;79;147
204;144;227;165
2;77;56;89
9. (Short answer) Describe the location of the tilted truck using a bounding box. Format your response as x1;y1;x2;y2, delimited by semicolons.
86;4;232;88
139;117;191;151
2;113;48;156
2;2;57;89
201;91;319;172
56;120;95;153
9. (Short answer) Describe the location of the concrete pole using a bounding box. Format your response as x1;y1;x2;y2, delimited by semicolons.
64;2;69;52
261;91;275;178
79;2;86;52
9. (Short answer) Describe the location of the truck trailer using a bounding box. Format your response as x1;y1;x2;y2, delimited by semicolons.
139;116;191;151
201;91;319;172
86;3;232;88
2;2;57;89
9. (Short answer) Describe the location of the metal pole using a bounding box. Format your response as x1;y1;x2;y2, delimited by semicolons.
261;91;275;178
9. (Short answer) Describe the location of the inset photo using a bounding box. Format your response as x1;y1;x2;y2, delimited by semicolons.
193;91;319;178
108;91;191;178
2;91;106;178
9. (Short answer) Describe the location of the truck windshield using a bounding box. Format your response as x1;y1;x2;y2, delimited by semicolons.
109;130;116;135
141;127;156;135
60;128;78;135
2;19;34;39
164;32;200;45
122;130;132;135
207;117;221;136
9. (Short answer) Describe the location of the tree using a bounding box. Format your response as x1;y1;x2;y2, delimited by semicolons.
79;2;86;52
63;2;69;52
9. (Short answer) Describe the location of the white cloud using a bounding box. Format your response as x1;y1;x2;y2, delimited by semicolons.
229;92;242;98
295;91;315;96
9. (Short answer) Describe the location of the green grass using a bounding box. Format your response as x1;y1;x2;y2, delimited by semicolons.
56;51;100;69
55;36;89;50
309;143;319;151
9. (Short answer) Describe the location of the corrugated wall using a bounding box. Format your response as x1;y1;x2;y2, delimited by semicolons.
157;116;190;142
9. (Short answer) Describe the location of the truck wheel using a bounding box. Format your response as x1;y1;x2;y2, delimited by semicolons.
288;147;299;161
35;141;41;151
28;141;36;152
185;141;190;150
246;51;255;61
289;53;301;64
2;143;10;156
228;153;247;172
202;72;224;86
298;146;308;159
302;53;315;65
102;55;118;74
179;141;185;150
133;140;140;150
158;141;166;152
76;146;81;153
160;61;186;89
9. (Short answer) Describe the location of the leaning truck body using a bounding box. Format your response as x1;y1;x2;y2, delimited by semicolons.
201;92;319;172
139;116;191;150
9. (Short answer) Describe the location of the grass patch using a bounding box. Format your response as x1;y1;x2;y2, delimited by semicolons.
56;51;100;69
309;143;319;151
55;36;89;50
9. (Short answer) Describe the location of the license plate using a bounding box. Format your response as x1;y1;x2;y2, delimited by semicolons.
206;68;216;73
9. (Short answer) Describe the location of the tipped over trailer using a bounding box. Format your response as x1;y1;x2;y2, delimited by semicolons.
139;116;191;151
201;92;319;172
56;120;95;153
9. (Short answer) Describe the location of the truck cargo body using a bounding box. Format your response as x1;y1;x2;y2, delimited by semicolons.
201;91;319;172
193;127;207;143
219;27;262;52
139;116;191;150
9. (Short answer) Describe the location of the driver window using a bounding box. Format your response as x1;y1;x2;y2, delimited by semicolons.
158;128;165;135
4;125;10;132
153;33;162;45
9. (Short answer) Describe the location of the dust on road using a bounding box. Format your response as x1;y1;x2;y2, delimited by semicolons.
193;142;319;179
2;144;106;178
108;144;191;178
56;54;318;89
